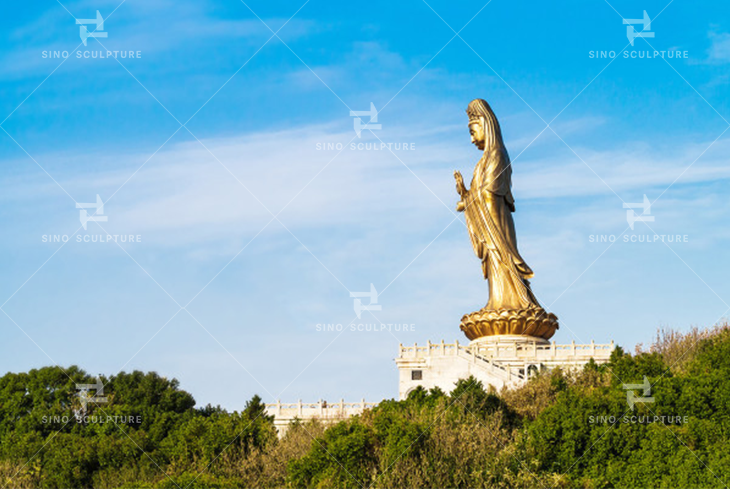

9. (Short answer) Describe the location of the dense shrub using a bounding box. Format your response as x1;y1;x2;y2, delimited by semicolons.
1;325;728;488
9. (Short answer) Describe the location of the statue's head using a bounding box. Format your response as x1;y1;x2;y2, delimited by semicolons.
468;119;486;150
466;99;503;152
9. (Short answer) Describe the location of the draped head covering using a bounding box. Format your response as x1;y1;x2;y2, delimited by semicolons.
466;99;513;207
466;98;505;151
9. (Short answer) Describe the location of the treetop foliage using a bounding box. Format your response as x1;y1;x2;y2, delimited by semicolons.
1;325;729;488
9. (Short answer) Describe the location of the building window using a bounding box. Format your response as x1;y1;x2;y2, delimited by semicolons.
411;370;423;381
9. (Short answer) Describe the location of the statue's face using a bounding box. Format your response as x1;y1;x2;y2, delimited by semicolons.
469;120;485;150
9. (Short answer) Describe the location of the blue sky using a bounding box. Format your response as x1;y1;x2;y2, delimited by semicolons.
0;0;729;409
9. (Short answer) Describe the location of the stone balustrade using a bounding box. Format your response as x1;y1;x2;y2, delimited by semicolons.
398;339;614;364
265;399;376;435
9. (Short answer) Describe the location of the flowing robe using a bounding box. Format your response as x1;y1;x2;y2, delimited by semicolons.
463;145;538;311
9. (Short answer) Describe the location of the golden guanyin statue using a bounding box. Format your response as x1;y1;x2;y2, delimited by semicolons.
454;99;558;341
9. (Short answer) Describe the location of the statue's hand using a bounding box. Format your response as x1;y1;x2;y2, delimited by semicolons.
454;170;467;196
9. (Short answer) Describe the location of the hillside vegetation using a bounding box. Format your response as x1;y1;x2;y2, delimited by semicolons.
1;325;728;488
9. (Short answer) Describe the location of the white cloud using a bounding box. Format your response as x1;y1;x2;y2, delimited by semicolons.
0;2;318;78
706;31;730;64
515;136;730;200
4;117;730;254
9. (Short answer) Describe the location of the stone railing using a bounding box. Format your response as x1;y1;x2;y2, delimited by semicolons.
454;345;524;381
265;399;376;417
265;400;377;434
398;339;614;363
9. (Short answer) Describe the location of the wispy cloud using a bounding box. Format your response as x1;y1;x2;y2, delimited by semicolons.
706;31;730;64
0;1;318;78
5;116;729;254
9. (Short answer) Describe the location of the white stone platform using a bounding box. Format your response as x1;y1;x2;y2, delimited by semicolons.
395;336;614;399
265;337;614;434
264;399;376;435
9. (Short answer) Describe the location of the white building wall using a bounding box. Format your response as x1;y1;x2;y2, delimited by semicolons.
395;338;614;400
396;353;512;399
